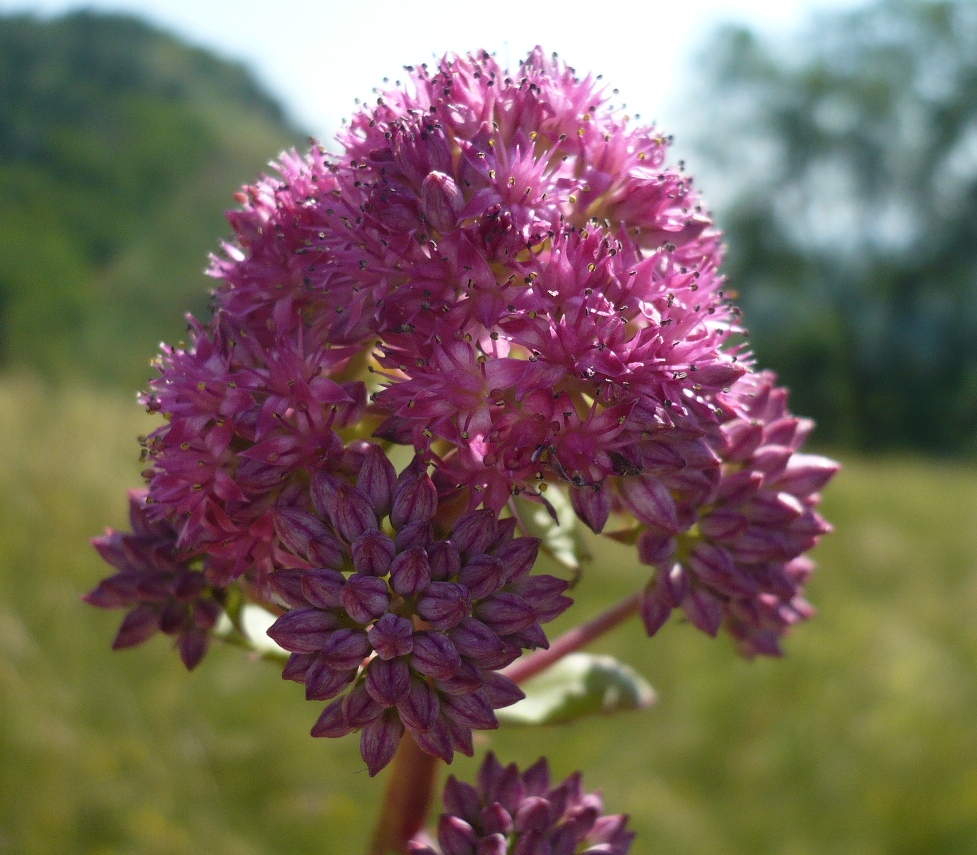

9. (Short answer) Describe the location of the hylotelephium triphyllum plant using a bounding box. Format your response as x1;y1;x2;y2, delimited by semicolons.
86;47;838;854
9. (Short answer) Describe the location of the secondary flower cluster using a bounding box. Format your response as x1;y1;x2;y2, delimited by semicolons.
265;449;571;774
600;370;839;657
410;753;634;855
86;490;225;670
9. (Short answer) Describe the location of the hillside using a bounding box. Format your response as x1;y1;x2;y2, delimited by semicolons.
0;10;307;389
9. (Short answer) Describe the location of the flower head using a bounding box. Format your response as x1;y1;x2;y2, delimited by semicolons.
410;752;634;855
265;448;572;774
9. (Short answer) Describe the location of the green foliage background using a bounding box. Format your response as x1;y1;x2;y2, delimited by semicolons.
1;4;975;854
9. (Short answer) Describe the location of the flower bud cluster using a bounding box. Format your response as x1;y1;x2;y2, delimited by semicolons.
593;371;839;656
410;752;634;855
85;491;225;669
266;449;571;774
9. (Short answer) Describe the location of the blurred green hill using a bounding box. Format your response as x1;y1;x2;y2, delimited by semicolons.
0;10;306;389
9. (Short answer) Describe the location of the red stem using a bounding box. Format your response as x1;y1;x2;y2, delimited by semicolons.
502;591;642;685
368;731;440;855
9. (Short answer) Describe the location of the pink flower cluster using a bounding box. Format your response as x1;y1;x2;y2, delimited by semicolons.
89;47;837;771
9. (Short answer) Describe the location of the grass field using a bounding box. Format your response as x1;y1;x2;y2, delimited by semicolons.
2;374;976;855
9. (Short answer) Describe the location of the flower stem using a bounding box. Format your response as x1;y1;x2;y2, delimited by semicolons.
502;591;642;685
368;731;440;855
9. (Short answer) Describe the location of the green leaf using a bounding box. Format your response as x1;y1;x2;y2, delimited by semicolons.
515;487;589;572
215;603;290;663
496;653;656;727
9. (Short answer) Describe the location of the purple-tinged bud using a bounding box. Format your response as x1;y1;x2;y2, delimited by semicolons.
479;671;524;709
282;652;314;682
437;661;484;695
570;483;612;533
341;575;391;624
421;170;465;233
320;627;372;670
343;681;385;728
438;815;479;855
428;541;462;581
683;587;723;636
688;542;757;597
721;421;764;462
716;470;763;506
396;521;435;552
113;605;158;649
458;555;506;600
391;469;439;529
444;777;482;824
659;562;690;608
193;598;222;630
514;796;552;833
267;608;340;654
699;508;749;540
637;528;675;566
488;536;539;583
178;629;208;670
745;491;804;525
414;718;454;764
480;802;514;837
474;593;536;635
751;445;792;481
450;510;497;557
310;697;354;738
273;508;336;564
267;569;308;608
304;658;356;700
731;527;790;563
449;617;507;662
365;656;411;705
640;586;672;636
775;454;841;495
368;613;415;660
618;475;679;533
310;471;341;520
300;568;346;610
333;485;381;542
411;630;462;679
159;600;187;634
390;547;433;597
356;445;398;518
508;575;572;623
352;531;397;576
476;833;507;855
398;678;441;731
360;710;405;776
417;582;472;630
441;690;498;731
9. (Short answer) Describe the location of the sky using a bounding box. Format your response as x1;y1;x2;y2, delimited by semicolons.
1;0;867;140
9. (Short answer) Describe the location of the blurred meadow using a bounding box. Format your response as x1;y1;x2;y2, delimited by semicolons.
3;377;977;854
2;2;977;854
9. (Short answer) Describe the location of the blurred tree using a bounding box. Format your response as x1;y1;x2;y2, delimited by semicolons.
679;0;977;453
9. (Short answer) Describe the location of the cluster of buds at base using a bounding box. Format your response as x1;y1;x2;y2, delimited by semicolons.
410;753;634;855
